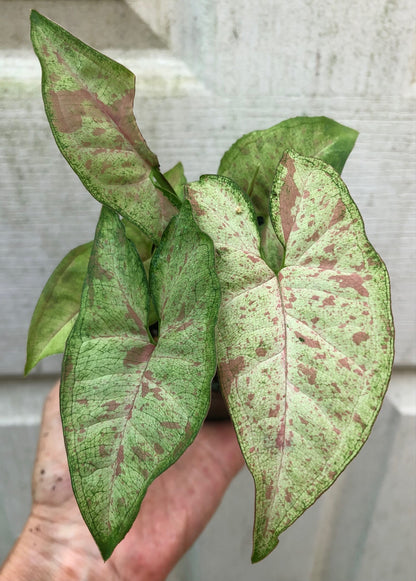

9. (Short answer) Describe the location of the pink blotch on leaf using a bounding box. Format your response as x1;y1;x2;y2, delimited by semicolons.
322;295;336;306
328;199;346;228
154;443;164;455
115;445;124;476
123;344;155;367
329;273;369;297
339;358;351;370
319;259;337;270
353;412;366;428
102;400;120;412
295;332;320;348
256;347;268;357
353;332;370;345
299;363;317;385
280;156;302;242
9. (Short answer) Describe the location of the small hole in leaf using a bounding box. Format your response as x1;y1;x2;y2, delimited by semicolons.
149;322;159;339
257;216;265;226
298;337;305;343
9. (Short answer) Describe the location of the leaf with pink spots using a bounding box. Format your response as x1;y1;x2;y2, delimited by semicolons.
218;116;358;273
30;11;178;244
61;203;220;559
186;159;393;562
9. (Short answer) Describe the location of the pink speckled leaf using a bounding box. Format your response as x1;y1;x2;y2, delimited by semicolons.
61;203;220;559
218;117;358;273
30;11;178;243
186;160;393;562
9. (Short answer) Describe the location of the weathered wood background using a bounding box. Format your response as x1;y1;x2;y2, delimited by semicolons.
1;1;415;579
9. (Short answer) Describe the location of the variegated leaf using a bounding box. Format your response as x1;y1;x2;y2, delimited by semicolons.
30;11;178;243
186;161;393;562
61;203;220;559
218;117;358;273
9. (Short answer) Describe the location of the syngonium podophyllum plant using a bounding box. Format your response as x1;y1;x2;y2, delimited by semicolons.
26;10;394;563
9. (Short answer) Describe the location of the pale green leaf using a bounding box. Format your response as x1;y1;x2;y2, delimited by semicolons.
25;241;93;374
218;117;358;273
186;164;393;562
30;10;178;243
218;116;358;212
61;203;220;559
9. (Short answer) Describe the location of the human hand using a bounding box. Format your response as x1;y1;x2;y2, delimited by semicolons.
1;382;244;581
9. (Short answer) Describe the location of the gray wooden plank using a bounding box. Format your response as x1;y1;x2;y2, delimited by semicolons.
0;0;164;50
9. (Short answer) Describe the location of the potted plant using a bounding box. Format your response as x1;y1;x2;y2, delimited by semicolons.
26;10;394;563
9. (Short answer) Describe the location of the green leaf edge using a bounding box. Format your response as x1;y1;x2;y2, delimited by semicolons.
25;241;93;375
218;116;359;178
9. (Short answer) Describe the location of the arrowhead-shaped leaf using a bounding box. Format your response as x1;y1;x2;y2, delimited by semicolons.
25;241;93;375
186;160;393;562
61;203;220;559
218;117;358;273
30;10;178;243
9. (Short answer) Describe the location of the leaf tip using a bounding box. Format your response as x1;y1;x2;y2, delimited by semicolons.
30;8;41;23
98;538;117;562
251;534;280;564
23;360;32;376
24;346;39;376
30;9;48;34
